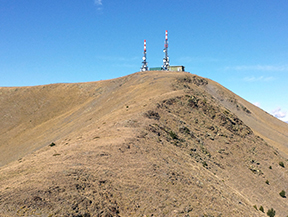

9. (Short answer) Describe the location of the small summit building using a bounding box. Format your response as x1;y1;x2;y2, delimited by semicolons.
168;65;185;72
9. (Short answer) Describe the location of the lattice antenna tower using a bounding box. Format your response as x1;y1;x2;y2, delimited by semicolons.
140;40;148;71
162;30;170;70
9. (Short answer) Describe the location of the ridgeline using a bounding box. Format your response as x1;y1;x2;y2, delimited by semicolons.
0;71;288;216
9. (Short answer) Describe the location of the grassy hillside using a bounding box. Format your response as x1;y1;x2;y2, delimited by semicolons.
0;71;287;216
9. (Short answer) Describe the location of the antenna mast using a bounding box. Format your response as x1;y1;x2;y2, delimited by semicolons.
162;30;170;70
140;40;148;71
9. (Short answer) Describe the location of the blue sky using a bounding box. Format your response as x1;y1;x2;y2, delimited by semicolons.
0;0;287;122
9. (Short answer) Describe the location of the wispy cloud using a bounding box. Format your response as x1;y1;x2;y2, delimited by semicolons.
94;0;102;6
225;65;288;71
271;107;287;119
271;107;288;123
243;76;275;82
253;102;261;107
254;104;288;123
94;0;103;11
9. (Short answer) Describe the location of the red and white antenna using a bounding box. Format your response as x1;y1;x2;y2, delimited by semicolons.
162;30;170;70
165;30;168;46
144;39;147;51
140;39;148;71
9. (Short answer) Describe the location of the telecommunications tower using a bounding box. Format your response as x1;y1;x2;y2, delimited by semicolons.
162;30;170;70
140;40;148;71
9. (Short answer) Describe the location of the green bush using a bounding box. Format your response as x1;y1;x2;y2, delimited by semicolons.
259;206;264;213
279;161;285;167
49;142;56;147
267;208;275;217
265;180;270;185
253;205;257;210
202;161;208;167
169;131;178;140
279;190;286;198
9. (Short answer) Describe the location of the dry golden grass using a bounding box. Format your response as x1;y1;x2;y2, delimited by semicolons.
0;71;287;216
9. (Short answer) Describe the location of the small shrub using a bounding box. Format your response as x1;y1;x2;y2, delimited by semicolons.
269;166;272;169
169;131;178;140
259;206;264;213
145;110;160;120
202;161;208;167
177;76;192;83
253;205;257;210
188;97;199;108
265;180;270;185
267;208;275;217
279;161;285;167
49;142;56;147
179;126;190;134
279;190;286;198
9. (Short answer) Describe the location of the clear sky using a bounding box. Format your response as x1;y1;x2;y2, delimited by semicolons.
0;0;287;123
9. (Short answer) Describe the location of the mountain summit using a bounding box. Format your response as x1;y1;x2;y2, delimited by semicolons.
0;71;288;216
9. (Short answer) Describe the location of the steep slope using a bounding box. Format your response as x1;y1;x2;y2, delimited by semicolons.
0;72;177;166
0;71;287;216
205;79;288;157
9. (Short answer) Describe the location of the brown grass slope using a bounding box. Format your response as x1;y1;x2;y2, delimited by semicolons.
0;71;288;216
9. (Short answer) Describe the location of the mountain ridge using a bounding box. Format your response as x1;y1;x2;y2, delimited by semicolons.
0;71;287;216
